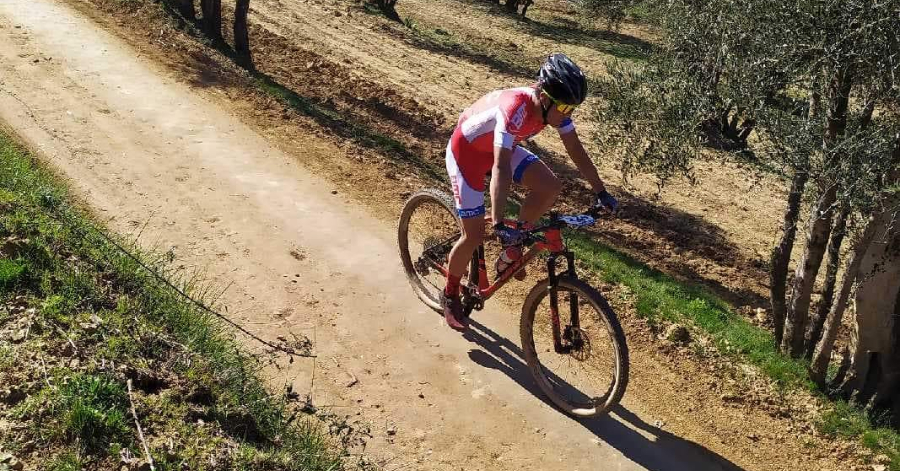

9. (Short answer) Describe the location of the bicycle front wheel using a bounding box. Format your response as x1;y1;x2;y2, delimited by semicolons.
520;276;629;417
397;188;461;311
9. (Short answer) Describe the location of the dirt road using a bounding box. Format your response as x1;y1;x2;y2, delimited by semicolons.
0;1;774;469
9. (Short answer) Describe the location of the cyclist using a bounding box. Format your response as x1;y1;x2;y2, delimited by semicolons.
442;53;618;331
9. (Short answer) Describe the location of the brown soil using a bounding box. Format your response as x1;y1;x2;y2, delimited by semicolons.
0;0;856;470
241;0;784;312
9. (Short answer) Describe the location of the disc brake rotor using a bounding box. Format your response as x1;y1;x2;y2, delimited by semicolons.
566;327;592;362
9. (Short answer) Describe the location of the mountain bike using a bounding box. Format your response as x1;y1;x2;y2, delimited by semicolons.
397;188;629;417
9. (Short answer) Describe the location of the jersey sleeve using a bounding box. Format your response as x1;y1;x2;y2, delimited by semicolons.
493;111;514;149
493;92;529;150
556;117;576;134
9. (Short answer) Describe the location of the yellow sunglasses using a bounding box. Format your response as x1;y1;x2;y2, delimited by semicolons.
541;90;578;115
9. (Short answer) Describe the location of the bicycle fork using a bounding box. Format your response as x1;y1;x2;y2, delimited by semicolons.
547;251;581;354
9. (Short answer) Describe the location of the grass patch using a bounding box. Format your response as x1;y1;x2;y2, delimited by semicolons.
566;230;811;389
819;401;900;469
0;344;13;371
819;401;872;438
56;373;131;452
0;259;25;294
0;129;352;468
46;452;83;471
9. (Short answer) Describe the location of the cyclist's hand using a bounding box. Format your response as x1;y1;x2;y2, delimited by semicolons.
594;190;619;214
493;222;525;247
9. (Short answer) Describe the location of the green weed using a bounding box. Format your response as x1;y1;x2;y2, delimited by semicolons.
0;259;25;294
45;451;83;471
0;343;13;370
819;401;900;470
57;373;131;451
819;400;873;438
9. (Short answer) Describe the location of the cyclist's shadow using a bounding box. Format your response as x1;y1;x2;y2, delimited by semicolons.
461;319;746;471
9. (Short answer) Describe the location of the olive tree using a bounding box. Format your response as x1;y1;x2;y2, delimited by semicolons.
592;0;900;412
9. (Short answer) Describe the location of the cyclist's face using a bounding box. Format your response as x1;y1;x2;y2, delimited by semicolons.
545;104;574;127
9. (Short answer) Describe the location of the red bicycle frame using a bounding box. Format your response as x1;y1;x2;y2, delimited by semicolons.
431;221;567;301
428;214;588;354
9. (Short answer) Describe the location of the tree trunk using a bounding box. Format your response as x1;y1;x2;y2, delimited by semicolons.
376;0;401;22
782;63;854;357
859;94;877;130
814;136;900;385
838;217;900;401
782;186;837;356
810;213;881;385
520;0;533;17
870;285;900;426
809;89;821;120
770;168;809;345
829;348;851;388
823;64;854;147
806;202;850;357
234;0;252;68
201;0;222;41
179;0;196;20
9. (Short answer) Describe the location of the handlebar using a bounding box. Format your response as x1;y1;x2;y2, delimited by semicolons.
520;207;606;243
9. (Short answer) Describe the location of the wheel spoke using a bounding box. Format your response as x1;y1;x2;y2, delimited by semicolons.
523;280;627;416
398;191;461;310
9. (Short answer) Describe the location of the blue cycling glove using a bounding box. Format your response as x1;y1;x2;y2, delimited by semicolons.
493;222;525;246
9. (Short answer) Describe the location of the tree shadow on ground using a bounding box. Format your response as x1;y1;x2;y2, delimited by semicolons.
174;37;446;179
460;319;745;471
379;22;536;79
251;72;447;181
524;140;769;310
461;0;652;61
519;15;651;61
178;49;233;89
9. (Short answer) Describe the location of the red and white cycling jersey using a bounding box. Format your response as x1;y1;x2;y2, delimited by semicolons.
449;87;575;192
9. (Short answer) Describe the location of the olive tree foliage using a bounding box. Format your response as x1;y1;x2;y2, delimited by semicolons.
577;0;638;27
592;0;900;408
593;62;705;189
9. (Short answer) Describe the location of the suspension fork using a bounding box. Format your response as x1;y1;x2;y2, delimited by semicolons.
547;251;578;353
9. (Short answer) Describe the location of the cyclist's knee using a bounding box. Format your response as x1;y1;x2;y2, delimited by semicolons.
533;174;562;202
459;217;485;245
546;175;563;199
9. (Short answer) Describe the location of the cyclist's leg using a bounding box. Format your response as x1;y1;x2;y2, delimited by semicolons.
445;146;486;295
511;146;562;224
447;216;485;282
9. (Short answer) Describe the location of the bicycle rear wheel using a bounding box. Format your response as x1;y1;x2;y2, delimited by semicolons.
397;189;462;311
520;276;629;417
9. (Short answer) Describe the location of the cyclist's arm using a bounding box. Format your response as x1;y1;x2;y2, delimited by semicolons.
490;145;513;224
560;127;606;193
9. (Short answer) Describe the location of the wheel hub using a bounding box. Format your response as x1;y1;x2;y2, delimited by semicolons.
564;326;592;361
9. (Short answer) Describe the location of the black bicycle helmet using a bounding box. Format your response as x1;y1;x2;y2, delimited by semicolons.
538;53;588;105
